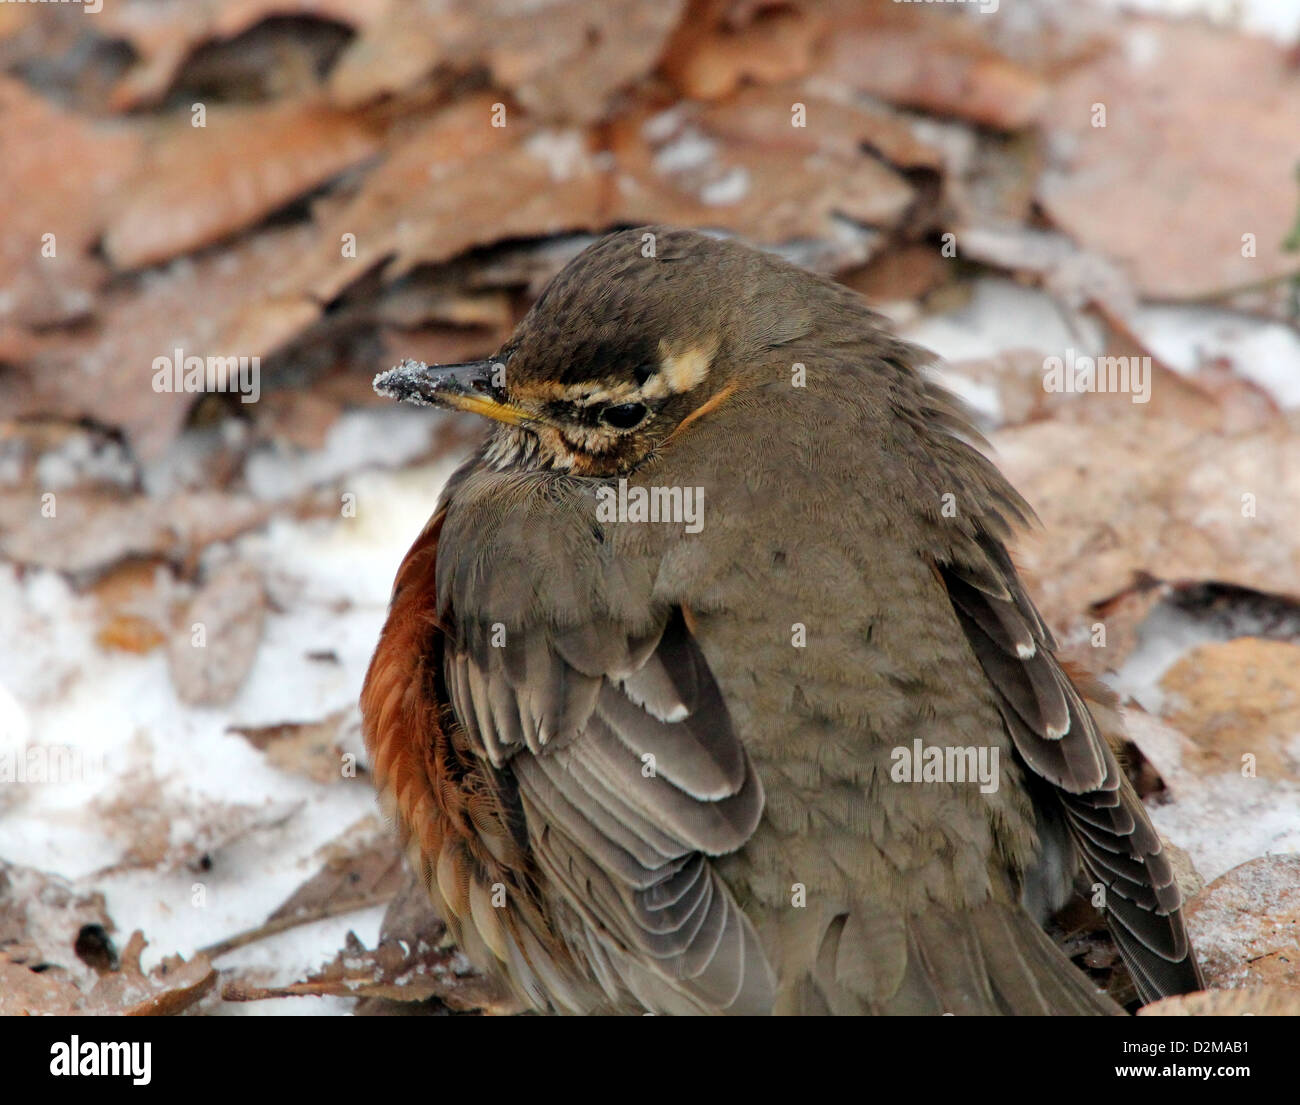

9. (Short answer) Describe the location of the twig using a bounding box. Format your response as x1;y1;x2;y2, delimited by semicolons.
197;889;396;960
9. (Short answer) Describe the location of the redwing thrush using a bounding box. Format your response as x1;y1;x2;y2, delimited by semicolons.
362;227;1203;1014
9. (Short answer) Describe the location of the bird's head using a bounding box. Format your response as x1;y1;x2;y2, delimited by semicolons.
374;226;831;476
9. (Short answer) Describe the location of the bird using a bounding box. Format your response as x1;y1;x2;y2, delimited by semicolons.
360;225;1203;1015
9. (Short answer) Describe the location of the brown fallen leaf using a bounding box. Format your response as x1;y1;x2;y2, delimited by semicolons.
274;830;403;923
0;489;272;578
607;99;911;270
168;560;266;706
992;415;1300;653
221;929;516;1013
699;82;946;172
89;931;217;1016
1140;988;1300;1016
4;220;322;461
96;0;385;110
812;4;1048;130
843;244;953;306
103;97;381;270
1038;18;1300;300
96;614;168;655
661;1;827;101
0;862;117;991
0;950;88;1016
218;94;606;362
229;709;351;784
0;926;215;1016
1160;638;1300;784
1186;856;1300;992
0;76;143;329
198;827;403;962
251;390;345;451
328;0;684;121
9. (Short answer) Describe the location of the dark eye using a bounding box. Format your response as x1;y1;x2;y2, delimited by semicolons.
599;402;648;430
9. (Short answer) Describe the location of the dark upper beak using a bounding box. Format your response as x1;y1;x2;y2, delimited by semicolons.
373;358;533;426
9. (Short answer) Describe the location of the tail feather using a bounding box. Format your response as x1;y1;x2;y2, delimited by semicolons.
806;901;1121;1015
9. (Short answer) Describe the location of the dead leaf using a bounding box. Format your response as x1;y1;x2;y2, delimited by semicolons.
813;6;1048;130
218;95;605;361
994;416;1300;646
0;489;272;578
223;870;517;1012
5;220;322;461
97;0;385;109
329;0;684;121
230;709;350;783
1038;19;1300;299
104;98;381;270
607;100;910;270
87;931;217;1016
661;3;826;101
699;83;946;171
168;560;265;706
1160;639;1300;783
0;862;116;990
1187;856;1300;992
269;835;404;924
0;77;143;329
1139;987;1300;1016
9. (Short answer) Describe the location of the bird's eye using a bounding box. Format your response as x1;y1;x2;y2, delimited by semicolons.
599;402;649;430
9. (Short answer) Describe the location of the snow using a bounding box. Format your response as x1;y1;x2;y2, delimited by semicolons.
0;416;460;985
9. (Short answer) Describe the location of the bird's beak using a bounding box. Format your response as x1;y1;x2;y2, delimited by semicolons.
373;358;533;426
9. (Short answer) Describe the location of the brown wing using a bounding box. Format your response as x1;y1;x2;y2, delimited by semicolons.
363;509;775;1014
361;508;599;1010
938;531;1204;1003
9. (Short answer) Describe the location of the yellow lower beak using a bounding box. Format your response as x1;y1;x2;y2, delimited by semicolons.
374;358;533;426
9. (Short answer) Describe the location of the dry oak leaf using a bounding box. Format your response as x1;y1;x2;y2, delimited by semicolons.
0;77;143;330
1139;988;1300;1016
168;560;266;706
329;0;685;121
0;489;271;578
607;101;912;269
103;97;381;270
230;709;351;783
269;834;405;924
86;931;217;1016
5;220;320;461
660;2;827;101
1186;856;1300;992
0;949;87;1016
0;930;214;1015
1160;638;1300;784
222;930;516;1012
218;95;606;361
223;870;516;1012
0;863;117;992
992;416;1300;641
95;0;386;110
1038;18;1300;300
811;4;1047;130
698;83;946;172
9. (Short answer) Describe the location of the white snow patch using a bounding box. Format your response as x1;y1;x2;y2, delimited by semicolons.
1129;304;1300;409
0;458;456;977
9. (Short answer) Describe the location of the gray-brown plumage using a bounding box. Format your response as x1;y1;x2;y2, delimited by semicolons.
362;226;1203;1014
